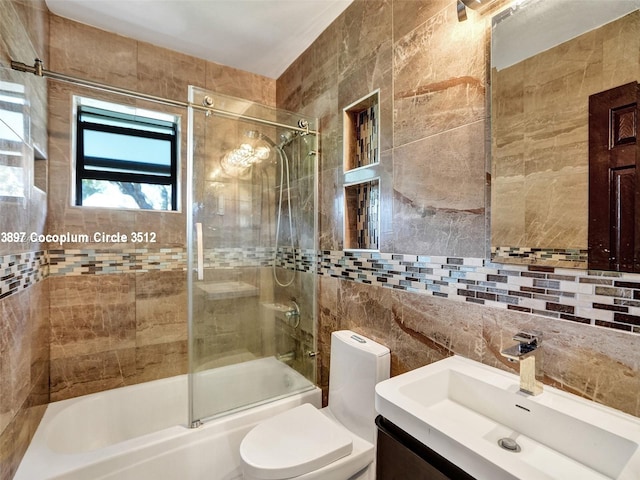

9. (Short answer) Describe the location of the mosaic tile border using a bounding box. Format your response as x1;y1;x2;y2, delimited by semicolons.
48;248;186;275
492;246;589;267
4;247;640;336
0;250;47;300
319;250;640;335
275;247;318;273
202;247;274;269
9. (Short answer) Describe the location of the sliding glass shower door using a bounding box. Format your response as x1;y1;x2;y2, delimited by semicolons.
186;87;318;425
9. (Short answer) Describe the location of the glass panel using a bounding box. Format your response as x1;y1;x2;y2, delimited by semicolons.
187;88;318;423
83;130;172;171
81;179;172;210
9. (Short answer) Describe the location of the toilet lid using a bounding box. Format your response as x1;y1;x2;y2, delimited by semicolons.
240;403;353;479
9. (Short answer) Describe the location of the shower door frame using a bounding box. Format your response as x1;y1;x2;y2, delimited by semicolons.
186;87;319;428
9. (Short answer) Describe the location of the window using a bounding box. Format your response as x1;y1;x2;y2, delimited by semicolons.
75;99;179;211
0;80;29;202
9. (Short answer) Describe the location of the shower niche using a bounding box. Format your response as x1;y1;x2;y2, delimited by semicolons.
343;90;380;251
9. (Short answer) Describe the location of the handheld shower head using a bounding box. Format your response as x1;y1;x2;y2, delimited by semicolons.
279;131;296;147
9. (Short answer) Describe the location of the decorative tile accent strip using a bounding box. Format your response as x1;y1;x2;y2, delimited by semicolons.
202;247;274;269
48;248;186;275
492;246;589;267
0;250;47;299
4;246;640;336
318;250;640;335
47;247;297;275
275;247;318;273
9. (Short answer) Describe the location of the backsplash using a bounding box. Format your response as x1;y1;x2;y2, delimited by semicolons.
491;246;589;268
9;247;640;336
319;251;640;334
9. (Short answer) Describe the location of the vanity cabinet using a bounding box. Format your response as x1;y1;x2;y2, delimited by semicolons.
375;416;475;480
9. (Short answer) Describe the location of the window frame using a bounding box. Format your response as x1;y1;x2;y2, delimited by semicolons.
75;102;179;211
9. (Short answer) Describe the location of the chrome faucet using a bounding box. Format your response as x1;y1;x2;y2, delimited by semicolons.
500;331;543;396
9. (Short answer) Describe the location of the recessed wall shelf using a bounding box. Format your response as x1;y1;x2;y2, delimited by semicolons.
343;90;380;172
342;90;381;251
344;179;379;251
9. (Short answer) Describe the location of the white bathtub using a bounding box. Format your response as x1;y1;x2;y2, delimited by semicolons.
15;357;320;480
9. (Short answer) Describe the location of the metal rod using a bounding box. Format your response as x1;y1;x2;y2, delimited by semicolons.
10;59;318;135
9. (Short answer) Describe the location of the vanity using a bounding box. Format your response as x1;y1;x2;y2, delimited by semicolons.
374;355;640;480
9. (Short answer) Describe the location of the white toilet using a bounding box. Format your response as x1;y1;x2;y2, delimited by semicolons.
240;330;390;480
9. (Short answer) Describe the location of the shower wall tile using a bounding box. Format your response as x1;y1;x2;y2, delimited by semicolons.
205;62;276;106
135;340;188;384
47;13;276;251
0;281;49;480
48;273;136;400
318;167;343;251
49;15;139;90
49;274;136;360
47;269;190;401
135;270;188;347
137;41;207;102
276;55;304;113
0;1;50;478
0;399;47;480
49;348;137;402
43;14;277;403
1;286;32;437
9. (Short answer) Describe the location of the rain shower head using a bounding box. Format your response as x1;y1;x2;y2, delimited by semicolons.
245;130;297;148
245;129;276;147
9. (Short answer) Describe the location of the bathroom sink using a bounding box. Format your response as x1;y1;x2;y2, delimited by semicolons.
375;355;640;480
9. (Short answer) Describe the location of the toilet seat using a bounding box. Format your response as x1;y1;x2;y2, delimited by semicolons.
240;403;354;479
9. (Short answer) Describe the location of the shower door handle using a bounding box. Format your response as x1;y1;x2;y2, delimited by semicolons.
196;222;204;281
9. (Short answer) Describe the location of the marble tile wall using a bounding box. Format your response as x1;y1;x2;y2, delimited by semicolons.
47;14;276;252
48;270;187;401
44;15;277;403
0;1;50;478
276;0;640;417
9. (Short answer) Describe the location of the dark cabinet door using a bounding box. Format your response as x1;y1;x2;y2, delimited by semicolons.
376;416;475;480
589;81;640;272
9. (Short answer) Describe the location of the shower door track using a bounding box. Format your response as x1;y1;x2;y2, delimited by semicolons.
10;58;318;135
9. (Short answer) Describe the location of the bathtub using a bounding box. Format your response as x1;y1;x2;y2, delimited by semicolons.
15;357;320;480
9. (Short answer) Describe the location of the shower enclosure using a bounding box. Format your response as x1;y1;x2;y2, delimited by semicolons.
186;87;318;426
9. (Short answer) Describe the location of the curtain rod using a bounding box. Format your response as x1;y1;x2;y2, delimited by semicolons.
10;59;317;136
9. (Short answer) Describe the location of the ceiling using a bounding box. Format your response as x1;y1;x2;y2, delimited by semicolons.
45;0;354;79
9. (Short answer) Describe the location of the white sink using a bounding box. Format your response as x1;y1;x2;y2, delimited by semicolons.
375;355;640;480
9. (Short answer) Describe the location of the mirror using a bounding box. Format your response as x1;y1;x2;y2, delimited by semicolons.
490;0;640;268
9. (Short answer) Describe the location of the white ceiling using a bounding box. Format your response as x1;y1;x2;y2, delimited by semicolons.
45;0;354;79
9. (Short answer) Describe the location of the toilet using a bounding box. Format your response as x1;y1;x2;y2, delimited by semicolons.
240;330;390;480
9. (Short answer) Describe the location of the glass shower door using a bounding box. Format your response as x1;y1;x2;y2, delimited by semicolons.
187;87;318;425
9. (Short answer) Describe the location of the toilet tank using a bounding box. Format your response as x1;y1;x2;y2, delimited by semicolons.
328;330;390;443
